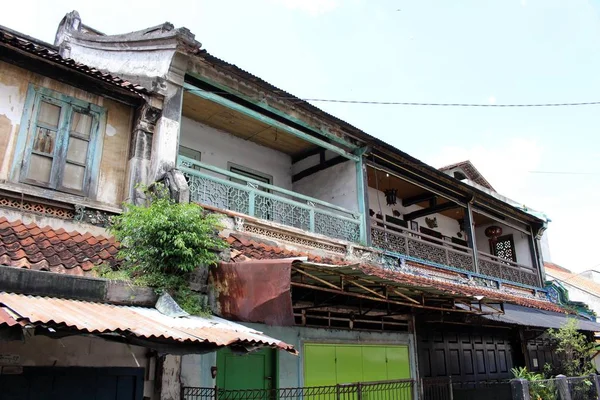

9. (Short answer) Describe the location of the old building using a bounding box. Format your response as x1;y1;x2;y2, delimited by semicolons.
0;22;296;400
1;10;599;400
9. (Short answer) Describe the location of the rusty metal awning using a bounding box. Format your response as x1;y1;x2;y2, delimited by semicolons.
291;261;508;315
0;292;297;354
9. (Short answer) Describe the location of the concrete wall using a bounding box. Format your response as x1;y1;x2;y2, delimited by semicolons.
293;160;359;212
546;275;600;322
475;223;533;267
0;335;157;398
180;116;292;190
181;324;416;389
368;187;463;240
0;60;133;208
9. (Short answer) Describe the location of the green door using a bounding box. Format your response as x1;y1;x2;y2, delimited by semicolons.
216;347;276;390
304;344;410;386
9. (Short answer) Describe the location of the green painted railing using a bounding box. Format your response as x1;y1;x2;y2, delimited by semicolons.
178;156;362;243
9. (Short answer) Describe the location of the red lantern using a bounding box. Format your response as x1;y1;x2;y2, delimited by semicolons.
485;226;503;243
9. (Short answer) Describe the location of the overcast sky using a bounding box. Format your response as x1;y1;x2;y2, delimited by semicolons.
2;0;600;272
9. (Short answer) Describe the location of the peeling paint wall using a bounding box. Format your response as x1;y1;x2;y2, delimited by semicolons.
0;60;133;207
180;116;293;190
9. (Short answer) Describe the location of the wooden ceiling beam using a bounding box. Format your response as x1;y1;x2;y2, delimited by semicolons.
402;193;437;207
404;202;461;221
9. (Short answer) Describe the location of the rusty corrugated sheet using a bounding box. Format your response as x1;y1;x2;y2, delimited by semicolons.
211;259;295;326
0;292;296;354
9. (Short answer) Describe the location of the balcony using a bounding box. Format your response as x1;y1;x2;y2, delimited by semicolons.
178;156;362;243
366;164;542;288
370;218;476;272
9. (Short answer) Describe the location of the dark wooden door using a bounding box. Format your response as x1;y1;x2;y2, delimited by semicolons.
418;325;515;382
0;367;144;400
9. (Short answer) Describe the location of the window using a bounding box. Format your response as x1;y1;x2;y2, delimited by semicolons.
228;163;273;220
491;234;517;263
18;86;104;196
178;145;201;170
228;164;272;186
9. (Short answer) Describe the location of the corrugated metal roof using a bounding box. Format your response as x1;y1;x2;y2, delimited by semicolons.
471;303;600;332
0;292;296;354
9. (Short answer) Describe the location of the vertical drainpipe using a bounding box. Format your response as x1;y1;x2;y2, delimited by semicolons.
355;147;370;245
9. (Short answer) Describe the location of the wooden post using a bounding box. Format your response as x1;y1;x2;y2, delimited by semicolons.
463;202;479;273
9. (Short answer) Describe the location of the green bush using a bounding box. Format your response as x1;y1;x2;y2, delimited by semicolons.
106;184;227;314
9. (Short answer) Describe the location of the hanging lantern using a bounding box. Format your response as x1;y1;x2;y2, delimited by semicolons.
383;188;398;206
485;225;503;243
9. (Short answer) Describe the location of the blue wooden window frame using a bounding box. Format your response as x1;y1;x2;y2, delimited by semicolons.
14;85;106;197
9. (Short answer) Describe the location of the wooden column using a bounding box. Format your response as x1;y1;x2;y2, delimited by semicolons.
464;202;479;274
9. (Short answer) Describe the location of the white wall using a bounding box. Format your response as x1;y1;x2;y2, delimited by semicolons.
546;274;600;322
540;232;552;263
475;223;533;267
293;160;358;212
367;187;464;241
180;117;292;190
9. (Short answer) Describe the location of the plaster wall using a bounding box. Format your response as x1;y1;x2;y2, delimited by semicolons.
181;324;416;389
293;160;359;212
475;223;533;267
180;116;292;190
368;187;464;241
0;335;156;398
0;60;133;208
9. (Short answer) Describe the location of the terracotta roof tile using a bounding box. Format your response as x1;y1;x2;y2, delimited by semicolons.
0;217;117;276
226;232;564;313
226;233;348;265
545;262;600;297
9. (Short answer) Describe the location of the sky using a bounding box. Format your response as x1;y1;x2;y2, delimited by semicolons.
2;0;600;272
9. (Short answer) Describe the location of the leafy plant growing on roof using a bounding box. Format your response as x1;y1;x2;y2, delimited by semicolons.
105;183;227;314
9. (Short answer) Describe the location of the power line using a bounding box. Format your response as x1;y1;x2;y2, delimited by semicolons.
300;99;600;107
210;90;600;108
528;171;600;175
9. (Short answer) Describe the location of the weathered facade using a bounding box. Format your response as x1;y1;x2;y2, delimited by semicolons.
1;10;599;400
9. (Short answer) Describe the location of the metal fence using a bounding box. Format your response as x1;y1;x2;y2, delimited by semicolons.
422;375;600;400
421;378;512;400
182;379;414;400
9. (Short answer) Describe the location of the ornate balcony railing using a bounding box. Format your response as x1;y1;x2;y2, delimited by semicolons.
370;219;541;287
477;252;540;287
370;219;476;272
178;156;363;243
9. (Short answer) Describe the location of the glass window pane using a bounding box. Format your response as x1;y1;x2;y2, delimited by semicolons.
62;163;86;191
32;128;56;154
38;101;61;128
27;154;52;183
66;136;89;164
71;112;92;139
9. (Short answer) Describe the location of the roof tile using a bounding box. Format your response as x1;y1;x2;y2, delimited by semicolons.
0;217;119;276
227;232;564;313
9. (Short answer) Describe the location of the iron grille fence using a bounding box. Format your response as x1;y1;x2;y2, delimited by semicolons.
182;379;414;400
421;378;512;400
178;155;363;243
423;375;600;400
